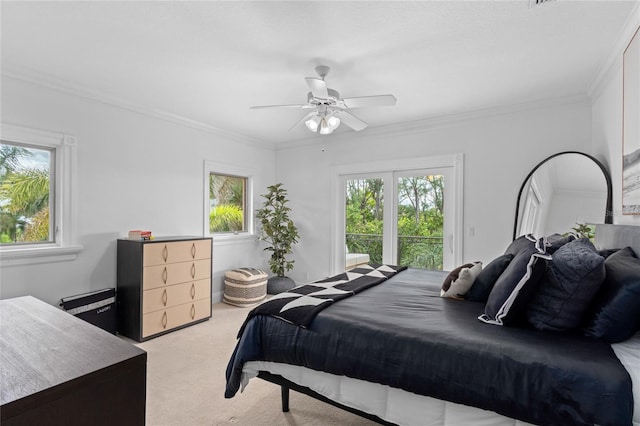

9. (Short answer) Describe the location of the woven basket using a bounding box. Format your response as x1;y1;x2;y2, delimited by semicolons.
223;268;268;307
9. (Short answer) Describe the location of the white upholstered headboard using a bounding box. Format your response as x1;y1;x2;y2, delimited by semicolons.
595;224;640;252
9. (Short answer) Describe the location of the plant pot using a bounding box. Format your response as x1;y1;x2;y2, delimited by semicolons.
267;276;295;295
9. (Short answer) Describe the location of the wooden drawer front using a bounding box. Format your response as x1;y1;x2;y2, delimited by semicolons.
143;240;211;267
142;279;211;314
142;298;211;338
143;259;210;290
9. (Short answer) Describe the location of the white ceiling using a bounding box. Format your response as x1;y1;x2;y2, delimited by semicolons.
1;1;637;146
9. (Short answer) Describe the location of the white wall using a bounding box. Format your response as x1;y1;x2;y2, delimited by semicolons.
592;6;640;226
276;100;592;284
0;76;276;305
0;74;606;306
546;191;607;236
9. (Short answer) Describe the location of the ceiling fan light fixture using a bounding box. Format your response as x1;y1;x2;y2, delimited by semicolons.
250;65;396;134
327;115;340;130
319;116;333;135
305;115;321;132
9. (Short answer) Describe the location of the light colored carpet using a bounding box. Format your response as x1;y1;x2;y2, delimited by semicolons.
135;301;378;426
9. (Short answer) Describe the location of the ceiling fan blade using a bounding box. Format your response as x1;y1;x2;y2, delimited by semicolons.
250;104;311;109
335;111;368;131
342;94;397;108
305;77;329;99
289;111;317;131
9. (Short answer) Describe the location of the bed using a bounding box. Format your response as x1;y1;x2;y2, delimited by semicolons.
225;224;640;426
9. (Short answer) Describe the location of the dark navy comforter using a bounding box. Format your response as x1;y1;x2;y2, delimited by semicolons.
225;268;633;426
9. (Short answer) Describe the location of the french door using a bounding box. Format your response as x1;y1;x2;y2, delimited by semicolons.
337;158;461;272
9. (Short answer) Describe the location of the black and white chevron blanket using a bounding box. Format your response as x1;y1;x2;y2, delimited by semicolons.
237;263;406;337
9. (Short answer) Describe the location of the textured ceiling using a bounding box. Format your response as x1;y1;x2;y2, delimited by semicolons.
1;1;637;145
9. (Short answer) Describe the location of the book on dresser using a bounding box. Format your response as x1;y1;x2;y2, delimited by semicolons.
116;236;212;342
128;230;152;240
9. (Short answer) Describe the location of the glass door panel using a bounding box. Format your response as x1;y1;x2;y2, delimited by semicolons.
396;174;445;270
345;177;384;269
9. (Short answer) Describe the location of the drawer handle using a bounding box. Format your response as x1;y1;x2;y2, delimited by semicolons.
190;283;195;299
190;304;195;320
191;243;196;259
162;267;168;284
162;289;168;306
161;312;168;329
162;245;168;262
191;263;196;279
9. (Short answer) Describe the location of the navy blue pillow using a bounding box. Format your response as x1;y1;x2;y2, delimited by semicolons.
465;254;513;302
598;248;620;259
527;239;605;332
504;234;536;256
545;233;576;254
583;247;640;343
480;238;551;326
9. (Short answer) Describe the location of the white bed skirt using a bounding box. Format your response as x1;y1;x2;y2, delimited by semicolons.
243;330;640;426
242;361;534;426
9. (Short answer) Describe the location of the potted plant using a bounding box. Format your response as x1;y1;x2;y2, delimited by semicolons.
256;183;300;294
568;222;595;241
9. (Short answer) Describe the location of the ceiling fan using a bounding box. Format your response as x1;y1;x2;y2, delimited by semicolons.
250;65;397;135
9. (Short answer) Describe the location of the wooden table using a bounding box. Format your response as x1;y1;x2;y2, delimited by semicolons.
0;296;147;425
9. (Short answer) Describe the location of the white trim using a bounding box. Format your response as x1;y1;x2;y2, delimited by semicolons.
2;64;589;152
452;153;464;267
0;123;82;267
589;2;640;102
332;154;460;176
277;95;590;151
203;160;256;244
2;65;274;150
0;244;83;266
331;154;463;274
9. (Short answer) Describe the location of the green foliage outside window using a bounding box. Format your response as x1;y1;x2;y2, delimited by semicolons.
209;204;243;233
345;175;445;270
209;173;246;233
0;143;51;244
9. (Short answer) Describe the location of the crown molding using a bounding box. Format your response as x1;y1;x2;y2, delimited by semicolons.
276;93;591;151
2;63;592;153
2;64;276;151
589;2;640;102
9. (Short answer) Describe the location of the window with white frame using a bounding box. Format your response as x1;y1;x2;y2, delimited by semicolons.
0;124;81;265
333;154;463;274
204;161;253;240
0;141;54;245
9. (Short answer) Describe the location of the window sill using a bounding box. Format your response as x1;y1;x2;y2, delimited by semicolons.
0;244;84;267
211;233;258;246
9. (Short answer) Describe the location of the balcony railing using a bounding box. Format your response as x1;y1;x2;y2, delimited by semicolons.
345;233;444;270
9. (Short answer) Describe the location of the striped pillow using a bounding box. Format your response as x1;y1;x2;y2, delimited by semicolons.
479;237;551;326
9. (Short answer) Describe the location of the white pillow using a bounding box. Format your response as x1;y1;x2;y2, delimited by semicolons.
441;261;483;299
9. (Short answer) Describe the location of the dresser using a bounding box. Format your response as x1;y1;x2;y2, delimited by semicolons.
0;296;146;426
117;236;212;342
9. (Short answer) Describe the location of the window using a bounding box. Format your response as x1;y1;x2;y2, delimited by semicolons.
334;154;463;274
0;142;54;245
203;161;253;241
209;173;247;233
0;124;81;266
343;168;452;271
